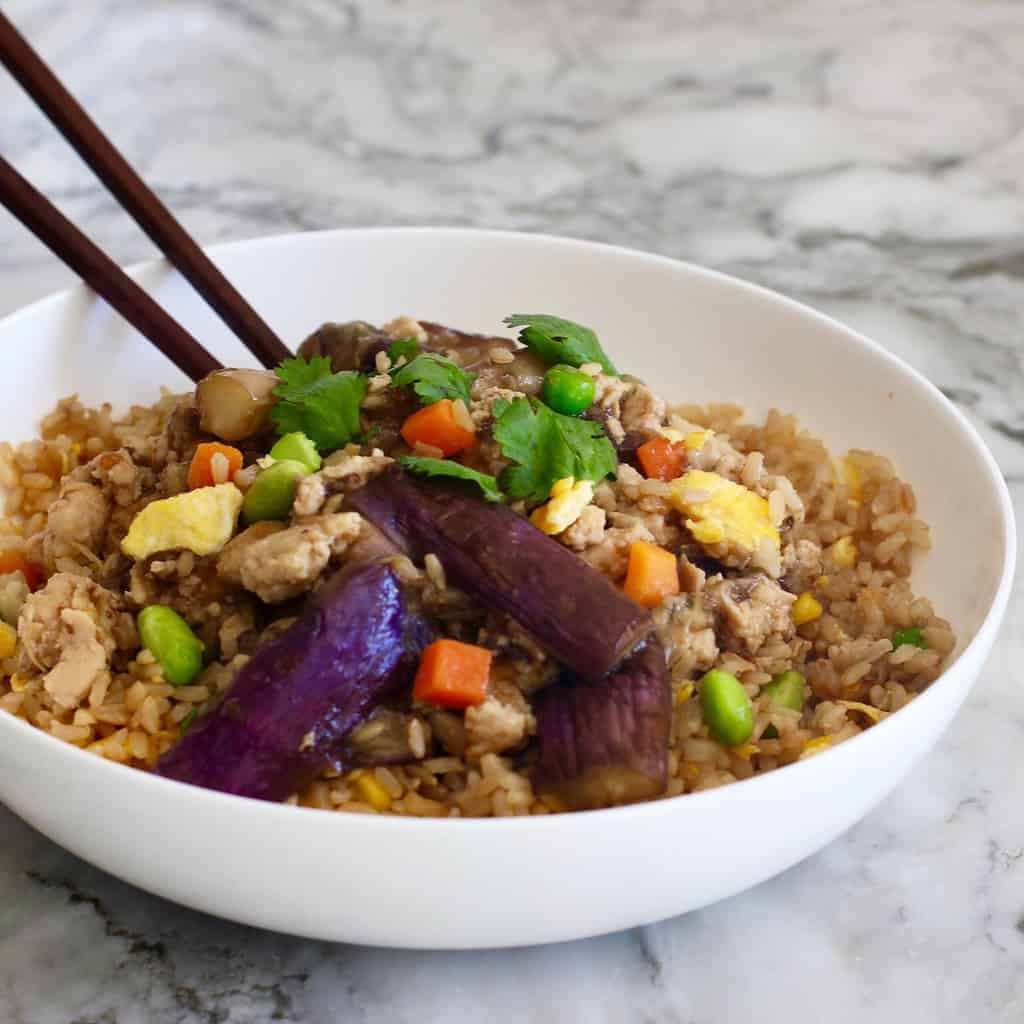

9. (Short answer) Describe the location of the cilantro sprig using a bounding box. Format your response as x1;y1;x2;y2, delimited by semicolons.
270;355;367;452
387;337;420;365
391;353;474;406
503;314;618;376
491;396;617;504
398;456;504;503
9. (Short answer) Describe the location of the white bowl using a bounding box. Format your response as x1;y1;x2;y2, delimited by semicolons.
0;229;1013;949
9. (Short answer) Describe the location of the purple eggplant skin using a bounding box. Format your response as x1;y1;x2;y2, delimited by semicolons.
155;562;433;801
531;641;671;811
348;468;653;682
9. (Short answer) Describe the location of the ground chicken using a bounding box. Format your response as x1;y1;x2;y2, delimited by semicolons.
89;449;149;507
479;614;560;694
216;521;287;587
293;452;392;517
34;480;110;573
578;519;656;581
238;512;363;603
704;574;796;656
653;594;719;683
17;573;134;710
464;680;535;759
558;503;606;552
782;538;824;594
620;381;667;437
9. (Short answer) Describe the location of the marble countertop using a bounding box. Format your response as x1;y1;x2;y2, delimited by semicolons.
2;1;1024;1020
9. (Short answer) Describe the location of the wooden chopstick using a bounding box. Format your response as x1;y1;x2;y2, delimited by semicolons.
0;155;222;382
0;11;292;369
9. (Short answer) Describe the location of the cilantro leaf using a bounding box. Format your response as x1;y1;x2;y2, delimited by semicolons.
398;456;504;503
270;356;367;452
391;353;474;406
491;396;618;504
387;337;421;365
503;314;618;376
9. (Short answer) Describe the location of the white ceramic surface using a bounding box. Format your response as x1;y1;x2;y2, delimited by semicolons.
0;228;1013;949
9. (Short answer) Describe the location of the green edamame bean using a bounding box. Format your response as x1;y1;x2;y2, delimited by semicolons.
541;365;596;416
891;627;926;649
137;605;204;685
243;459;307;523
700;668;754;746
761;669;806;712
269;431;322;472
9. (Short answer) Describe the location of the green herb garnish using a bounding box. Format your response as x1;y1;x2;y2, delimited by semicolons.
491;396;617;504
391;353;474;406
179;707;198;734
270;356;367;452
398;456;504;503
387;337;421;365
503;314;618;376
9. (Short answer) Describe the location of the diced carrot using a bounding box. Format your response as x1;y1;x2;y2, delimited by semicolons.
400;400;476;457
187;442;244;490
623;540;680;608
637;436;686;481
412;638;492;708
0;550;44;590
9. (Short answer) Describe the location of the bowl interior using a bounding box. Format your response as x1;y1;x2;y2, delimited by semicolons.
5;228;1008;660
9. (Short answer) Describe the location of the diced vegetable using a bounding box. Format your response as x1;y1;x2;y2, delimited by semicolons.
637;436;686;482
137;606;205;685
0;550;43;591
391;353;474;406
413;638;492;708
187;442;243;490
700;668;754;746
892;627;926;649
122;483;243;561
0;622;17;660
397;456;504;503
503;314;619;376
348;468;652;682
270;356;367;452
269;431;322;472
826;535;857;569
541;365;596;416
623;540;680;608
196;368;280;442
792;592;823;626
242;459;307;523
491;396;617;504
400;399;476;456
761;669;805;711
531;642;670;810
349;769;392;811
530;477;594;535
155;562;433;801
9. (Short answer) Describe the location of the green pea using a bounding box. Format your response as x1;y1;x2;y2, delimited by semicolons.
892;627;926;649
700;668;754;746
761;670;806;712
541;365;596;416
242;459;308;523
137;606;204;686
270;431;322;472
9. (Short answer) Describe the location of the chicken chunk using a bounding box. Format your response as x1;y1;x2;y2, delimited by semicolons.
292;452;393;518
17;573;134;710
215;521;287;587
35;481;110;573
238;513;364;603
558;503;607;552
704;574;796;656
653;594;719;683
464;680;535;759
620;381;667;437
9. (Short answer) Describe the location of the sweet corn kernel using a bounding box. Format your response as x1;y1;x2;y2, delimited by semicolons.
350;770;392;812
683;429;713;452
792;592;823;626
816;575;830;588
10;673;30;693
827;535;858;569
672;681;694;706
0;622;16;660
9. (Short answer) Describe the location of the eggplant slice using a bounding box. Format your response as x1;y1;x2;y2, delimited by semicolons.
531;641;671;811
348;468;652;682
155;561;433;801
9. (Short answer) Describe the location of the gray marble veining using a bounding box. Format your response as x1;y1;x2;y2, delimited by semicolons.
2;1;1024;1020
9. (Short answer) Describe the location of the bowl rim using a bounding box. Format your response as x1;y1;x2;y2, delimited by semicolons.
0;225;1015;831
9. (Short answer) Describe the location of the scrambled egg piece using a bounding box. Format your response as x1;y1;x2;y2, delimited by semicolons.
530;477;595;535
122;483;243;561
669;470;779;564
658;427;713;452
